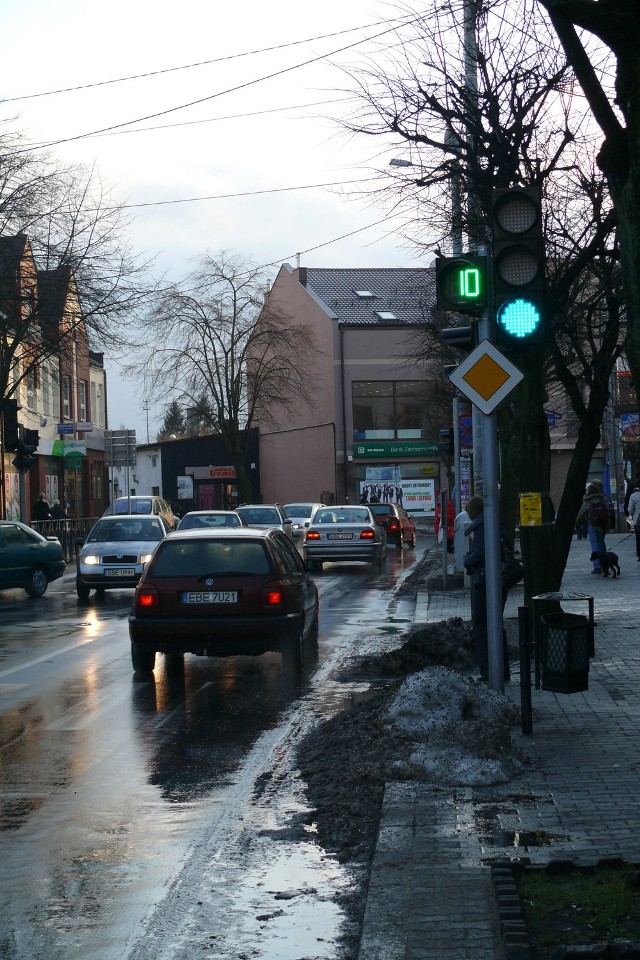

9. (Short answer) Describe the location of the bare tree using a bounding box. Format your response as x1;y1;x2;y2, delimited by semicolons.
131;253;317;503
536;0;640;407
338;0;626;580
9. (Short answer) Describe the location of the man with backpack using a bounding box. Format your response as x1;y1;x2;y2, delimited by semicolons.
575;482;609;574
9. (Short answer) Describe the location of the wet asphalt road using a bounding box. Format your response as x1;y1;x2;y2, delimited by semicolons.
0;544;424;960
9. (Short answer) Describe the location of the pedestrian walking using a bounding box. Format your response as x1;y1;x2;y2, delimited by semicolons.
463;495;511;682
32;492;51;523
628;486;640;561
575;482;609;573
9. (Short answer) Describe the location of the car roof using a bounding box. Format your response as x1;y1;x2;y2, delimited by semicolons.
181;510;239;515
97;513;159;520
284;502;322;509
166;527;273;541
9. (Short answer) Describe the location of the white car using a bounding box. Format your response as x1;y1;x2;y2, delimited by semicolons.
76;514;171;599
283;502;323;540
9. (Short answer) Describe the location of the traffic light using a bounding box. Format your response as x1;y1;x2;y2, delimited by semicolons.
12;433;38;473
438;427;454;455
24;428;40;449
436;255;488;313
442;324;477;353
2;398;19;451
491;186;545;348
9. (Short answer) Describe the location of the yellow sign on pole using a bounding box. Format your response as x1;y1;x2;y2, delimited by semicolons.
520;492;543;526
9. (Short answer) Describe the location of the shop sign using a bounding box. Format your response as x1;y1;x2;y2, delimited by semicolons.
353;440;439;459
186;465;238;480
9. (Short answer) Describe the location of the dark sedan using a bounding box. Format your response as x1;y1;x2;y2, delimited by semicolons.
129;527;319;678
0;520;65;597
368;502;417;549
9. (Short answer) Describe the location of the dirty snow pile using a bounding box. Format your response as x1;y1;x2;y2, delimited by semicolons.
385;666;522;785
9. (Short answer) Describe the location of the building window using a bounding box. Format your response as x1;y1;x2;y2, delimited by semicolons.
79;380;87;421
62;375;72;420
352;381;428;440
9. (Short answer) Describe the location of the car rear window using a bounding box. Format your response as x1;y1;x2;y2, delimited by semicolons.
284;504;313;518
149;538;272;577
369;505;392;517
180;514;241;529
237;508;280;525
114;498;153;515
314;508;371;524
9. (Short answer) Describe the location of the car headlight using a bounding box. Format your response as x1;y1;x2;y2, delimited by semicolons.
140;554;153;565
83;554;100;565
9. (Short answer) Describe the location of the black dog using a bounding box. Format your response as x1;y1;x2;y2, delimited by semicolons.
590;550;621;578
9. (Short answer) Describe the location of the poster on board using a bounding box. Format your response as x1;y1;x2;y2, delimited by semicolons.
359;478;436;515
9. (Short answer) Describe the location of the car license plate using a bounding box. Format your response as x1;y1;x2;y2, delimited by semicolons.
327;533;353;540
182;591;238;604
105;567;136;577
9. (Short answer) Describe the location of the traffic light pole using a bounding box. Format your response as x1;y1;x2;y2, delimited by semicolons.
17;425;26;522
478;302;505;693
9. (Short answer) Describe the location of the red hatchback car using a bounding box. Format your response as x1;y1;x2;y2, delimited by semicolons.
368;502;417;549
128;527;319;678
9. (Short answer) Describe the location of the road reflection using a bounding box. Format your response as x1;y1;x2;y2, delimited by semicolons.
131;649;316;803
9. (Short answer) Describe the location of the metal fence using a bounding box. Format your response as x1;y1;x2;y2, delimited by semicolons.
31;517;99;561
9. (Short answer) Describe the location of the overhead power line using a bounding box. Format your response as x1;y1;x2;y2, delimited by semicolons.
1;13;420;104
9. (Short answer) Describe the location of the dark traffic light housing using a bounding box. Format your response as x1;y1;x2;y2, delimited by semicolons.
2;398;19;451
436;255;488;313
491;186;545;348
12;430;39;473
438;427;454;455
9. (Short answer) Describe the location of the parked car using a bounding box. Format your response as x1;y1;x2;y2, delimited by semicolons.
235;504;294;540
177;510;247;530
104;496;176;529
283;502;323;540
76;514;171;599
367;502;417;549
303;505;386;570
0;520;65;597
128;527;319;678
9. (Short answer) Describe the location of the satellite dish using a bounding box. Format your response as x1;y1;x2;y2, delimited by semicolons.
169;434;177;440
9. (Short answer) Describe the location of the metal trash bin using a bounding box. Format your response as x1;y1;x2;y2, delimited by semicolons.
540;612;591;693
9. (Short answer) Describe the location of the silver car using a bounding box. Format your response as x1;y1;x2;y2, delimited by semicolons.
235;504;294;540
76;514;171;599
302;505;386;571
283;502;323;540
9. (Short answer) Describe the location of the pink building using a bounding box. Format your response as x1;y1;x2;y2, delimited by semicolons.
257;264;448;514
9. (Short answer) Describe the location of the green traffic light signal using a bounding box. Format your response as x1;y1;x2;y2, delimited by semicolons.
436;256;487;312
496;298;542;340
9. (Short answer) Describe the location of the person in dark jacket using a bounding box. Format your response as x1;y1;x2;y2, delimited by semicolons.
32;492;51;523
575;483;608;574
463;495;510;682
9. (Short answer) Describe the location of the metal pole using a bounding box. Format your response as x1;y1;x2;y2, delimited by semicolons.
18;424;26;522
453;397;461;514
440;487;448;588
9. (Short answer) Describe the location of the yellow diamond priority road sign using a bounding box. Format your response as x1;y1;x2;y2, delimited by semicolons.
448;339;523;414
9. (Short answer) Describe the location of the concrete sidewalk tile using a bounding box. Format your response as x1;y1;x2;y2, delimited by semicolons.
358;533;640;960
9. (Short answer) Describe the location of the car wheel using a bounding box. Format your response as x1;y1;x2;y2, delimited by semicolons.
25;567;48;598
307;559;322;572
396;534;403;551
76;577;91;600
308;608;319;647
408;530;417;549
131;641;156;679
165;651;185;674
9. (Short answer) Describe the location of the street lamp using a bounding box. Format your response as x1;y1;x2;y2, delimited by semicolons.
142;400;151;444
389;158;414;168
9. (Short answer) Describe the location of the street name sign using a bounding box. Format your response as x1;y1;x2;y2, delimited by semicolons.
448;339;523;414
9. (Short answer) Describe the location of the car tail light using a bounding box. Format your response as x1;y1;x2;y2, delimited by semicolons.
305;530;321;540
136;585;160;609
262;582;284;606
359;529;375;540
388;520;400;531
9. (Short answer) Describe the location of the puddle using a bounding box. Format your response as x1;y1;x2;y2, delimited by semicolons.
309;682;387;721
474;805;569;848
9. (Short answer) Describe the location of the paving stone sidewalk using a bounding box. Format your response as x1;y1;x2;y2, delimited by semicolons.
358;531;640;959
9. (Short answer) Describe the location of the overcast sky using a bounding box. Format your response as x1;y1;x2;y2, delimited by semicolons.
2;0;430;441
